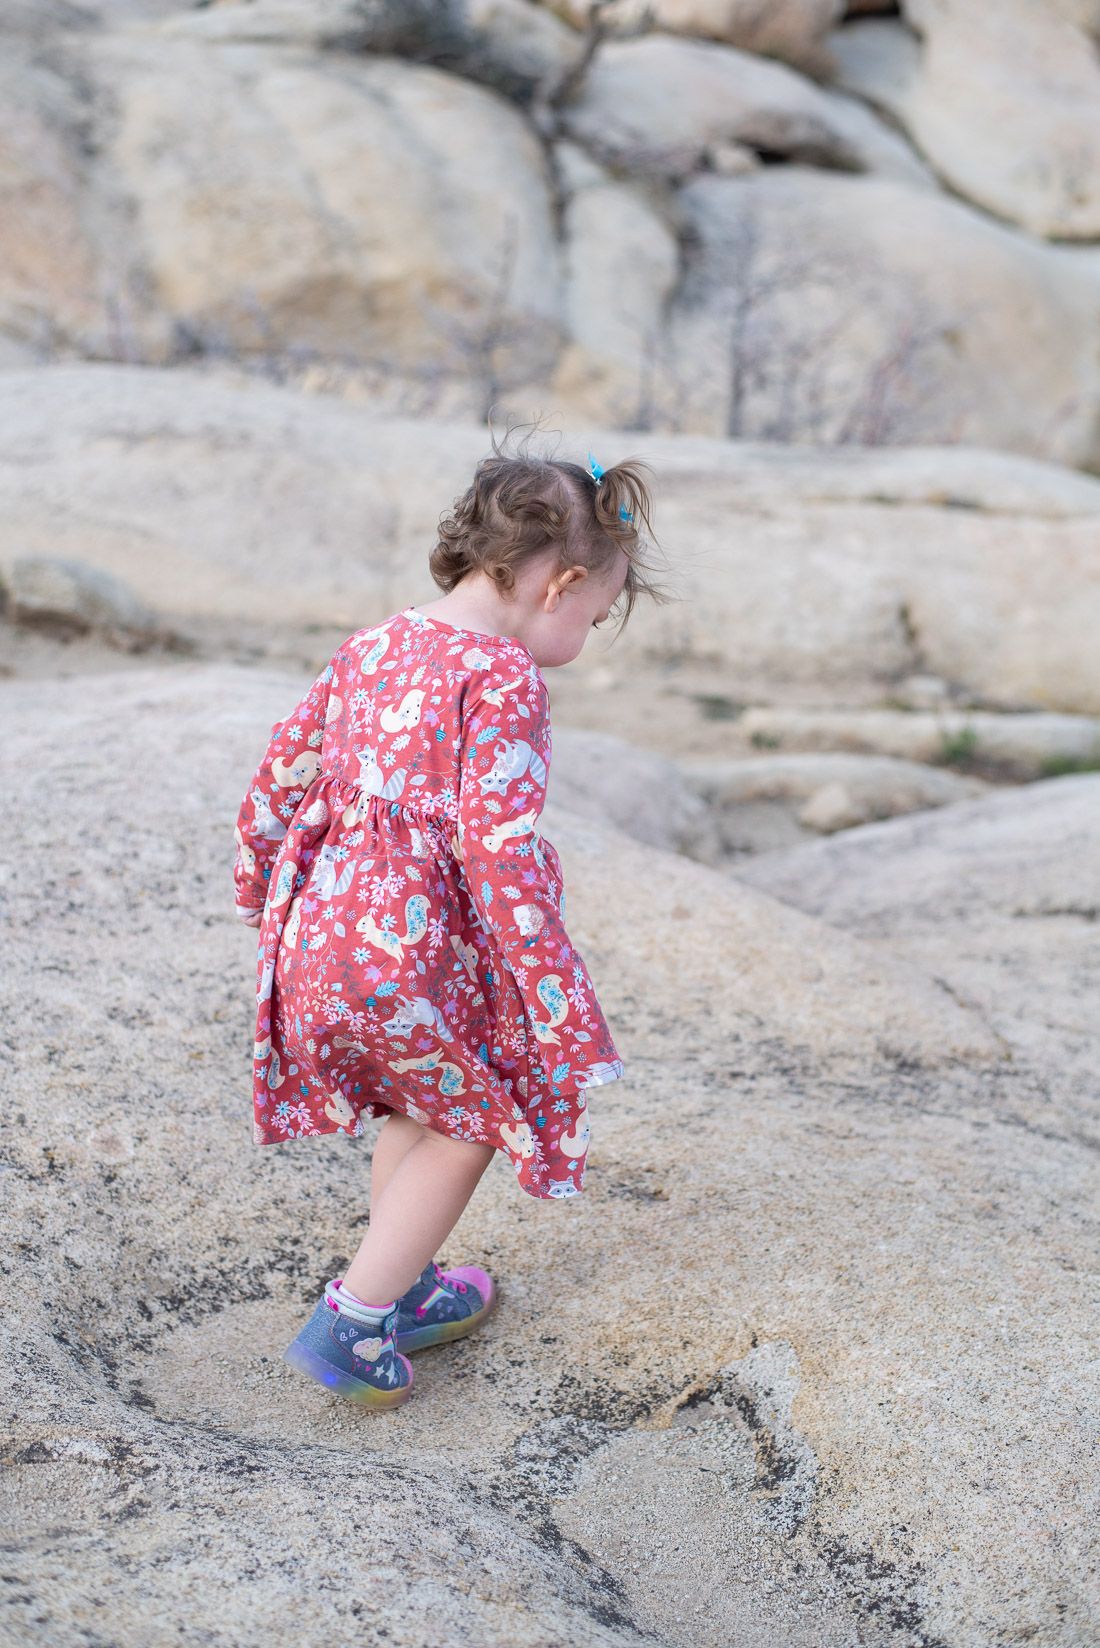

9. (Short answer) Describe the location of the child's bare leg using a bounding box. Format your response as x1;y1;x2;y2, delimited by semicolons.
370;1111;424;1210
343;1128;495;1305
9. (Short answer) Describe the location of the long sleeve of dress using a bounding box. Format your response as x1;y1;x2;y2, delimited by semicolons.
232;662;334;911
456;657;625;1099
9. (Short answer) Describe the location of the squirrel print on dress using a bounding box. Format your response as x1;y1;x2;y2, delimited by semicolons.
268;858;298;911
533;975;571;1047
379;688;428;732
355;893;429;963
270;747;322;790
480;808;542;856
388;1047;468;1097
357;629;391;674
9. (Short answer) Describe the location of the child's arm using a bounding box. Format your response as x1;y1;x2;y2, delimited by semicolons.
232;663;334;916
456;659;625;1098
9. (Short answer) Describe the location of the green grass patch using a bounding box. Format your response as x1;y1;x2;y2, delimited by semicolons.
936;724;980;767
693;693;746;722
877;694;917;713
1039;751;1100;777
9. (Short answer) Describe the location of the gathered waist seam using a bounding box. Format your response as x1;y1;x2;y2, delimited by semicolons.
320;770;456;829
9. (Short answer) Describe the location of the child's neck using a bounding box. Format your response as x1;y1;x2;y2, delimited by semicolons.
412;588;530;647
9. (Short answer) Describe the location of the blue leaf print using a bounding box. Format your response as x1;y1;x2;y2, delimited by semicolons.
552;1061;571;1083
476;726;500;745
480;880;494;907
575;1030;592;1042
334;921;346;937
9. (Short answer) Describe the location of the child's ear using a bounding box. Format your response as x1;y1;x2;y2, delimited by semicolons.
544;565;588;611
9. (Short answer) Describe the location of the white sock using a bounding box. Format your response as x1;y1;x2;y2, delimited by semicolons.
330;1278;396;1325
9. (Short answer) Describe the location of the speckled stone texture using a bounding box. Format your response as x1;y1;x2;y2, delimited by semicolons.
2;662;1097;1647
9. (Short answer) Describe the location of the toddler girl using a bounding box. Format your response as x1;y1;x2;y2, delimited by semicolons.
232;435;663;1408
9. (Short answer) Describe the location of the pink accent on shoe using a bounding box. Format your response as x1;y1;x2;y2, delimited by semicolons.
446;1265;495;1308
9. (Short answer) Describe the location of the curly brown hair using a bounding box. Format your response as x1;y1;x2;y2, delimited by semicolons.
430;415;673;634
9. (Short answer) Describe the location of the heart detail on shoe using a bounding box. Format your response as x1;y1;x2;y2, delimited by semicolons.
352;1335;383;1360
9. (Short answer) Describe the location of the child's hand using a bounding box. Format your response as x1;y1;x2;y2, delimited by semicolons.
236;907;264;928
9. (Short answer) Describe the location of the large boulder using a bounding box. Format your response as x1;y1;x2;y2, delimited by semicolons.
3;365;1100;712
647;168;1100;467
832;6;1100;240
4;661;1093;1645
0;34;561;381
102;38;560;372
558;34;932;184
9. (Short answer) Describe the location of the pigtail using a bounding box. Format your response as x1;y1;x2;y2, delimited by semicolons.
577;451;673;627
589;456;657;544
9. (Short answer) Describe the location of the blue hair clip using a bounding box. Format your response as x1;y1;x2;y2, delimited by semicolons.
587;450;634;524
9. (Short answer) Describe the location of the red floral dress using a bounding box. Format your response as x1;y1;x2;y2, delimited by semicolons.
232;606;625;1199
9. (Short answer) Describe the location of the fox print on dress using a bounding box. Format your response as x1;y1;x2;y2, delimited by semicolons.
231;607;625;1200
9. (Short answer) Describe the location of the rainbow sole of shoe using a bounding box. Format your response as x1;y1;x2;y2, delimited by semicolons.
283;1338;414;1409
393;1268;497;1355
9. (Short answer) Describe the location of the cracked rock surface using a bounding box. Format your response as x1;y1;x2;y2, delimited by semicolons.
3;661;1096;1646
